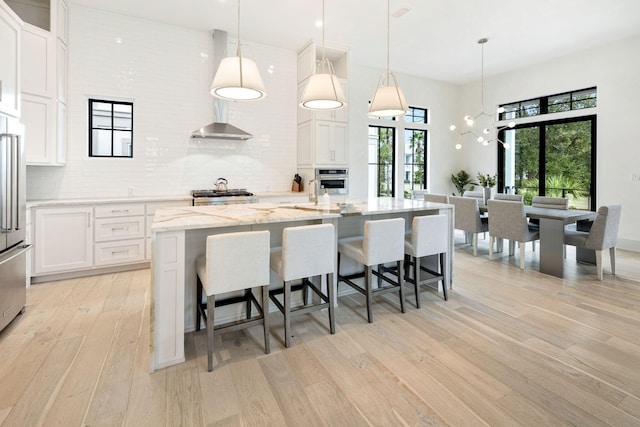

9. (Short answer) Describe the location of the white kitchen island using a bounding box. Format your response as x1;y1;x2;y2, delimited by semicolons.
150;198;453;371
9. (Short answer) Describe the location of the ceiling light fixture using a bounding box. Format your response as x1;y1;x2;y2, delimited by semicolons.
450;38;515;149
300;0;346;110
367;0;408;118
210;0;266;101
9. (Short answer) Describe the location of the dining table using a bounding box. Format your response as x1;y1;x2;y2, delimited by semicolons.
480;204;596;278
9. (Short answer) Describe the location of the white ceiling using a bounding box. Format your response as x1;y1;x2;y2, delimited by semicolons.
69;0;640;84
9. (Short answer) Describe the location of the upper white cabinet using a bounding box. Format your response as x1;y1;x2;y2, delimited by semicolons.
7;0;68;165
296;40;349;168
0;2;22;118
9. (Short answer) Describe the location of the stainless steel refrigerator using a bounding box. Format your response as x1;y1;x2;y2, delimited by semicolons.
1;113;30;333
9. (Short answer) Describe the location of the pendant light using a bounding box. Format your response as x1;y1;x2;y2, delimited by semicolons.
367;0;408;118
300;0;346;110
450;38;515;149
210;0;266;101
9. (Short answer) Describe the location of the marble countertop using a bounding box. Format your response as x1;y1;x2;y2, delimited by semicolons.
151;197;453;233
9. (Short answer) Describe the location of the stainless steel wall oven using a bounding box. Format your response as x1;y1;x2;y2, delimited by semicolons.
315;168;348;195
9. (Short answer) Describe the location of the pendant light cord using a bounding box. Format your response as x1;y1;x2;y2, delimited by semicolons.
236;0;244;85
321;0;326;63
386;0;390;81
480;40;484;110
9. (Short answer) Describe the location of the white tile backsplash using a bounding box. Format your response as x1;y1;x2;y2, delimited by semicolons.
27;5;298;200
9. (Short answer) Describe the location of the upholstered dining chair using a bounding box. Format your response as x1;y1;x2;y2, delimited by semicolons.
424;193;448;203
463;190;485;206
487;200;540;269
493;193;523;202
448;196;488;256
564;205;622;280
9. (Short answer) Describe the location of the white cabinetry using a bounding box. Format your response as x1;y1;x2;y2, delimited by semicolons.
0;2;22;118
94;204;145;266
30;199;191;279
9;0;68;165
33;206;93;274
296;41;349;168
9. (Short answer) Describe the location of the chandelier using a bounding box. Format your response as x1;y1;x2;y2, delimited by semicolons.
450;38;515;149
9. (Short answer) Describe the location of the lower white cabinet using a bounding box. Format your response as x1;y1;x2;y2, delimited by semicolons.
31;199;190;277
33;206;93;274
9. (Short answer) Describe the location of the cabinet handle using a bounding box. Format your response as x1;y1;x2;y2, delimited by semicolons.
87;212;91;228
111;227;129;231
111;209;129;213
111;250;129;255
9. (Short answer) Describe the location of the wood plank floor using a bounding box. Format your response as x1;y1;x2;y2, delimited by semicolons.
1;237;639;426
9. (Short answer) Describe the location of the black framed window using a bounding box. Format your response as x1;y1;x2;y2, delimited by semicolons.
89;99;133;157
499;87;596;120
368;126;395;197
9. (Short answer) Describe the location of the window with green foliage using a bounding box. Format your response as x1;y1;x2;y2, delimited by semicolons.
499;87;596;120
368;126;395;197
498;116;596;210
368;107;429;198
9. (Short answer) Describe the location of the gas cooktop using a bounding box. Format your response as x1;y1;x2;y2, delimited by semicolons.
191;189;254;198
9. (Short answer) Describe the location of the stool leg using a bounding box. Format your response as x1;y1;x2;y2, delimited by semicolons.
414;256;421;309
196;277;203;331
207;294;216;372
284;281;292;348
441;253;448;301
245;289;252;320
327;273;336;334
262;285;270;354
365;266;374;323
398;260;406;313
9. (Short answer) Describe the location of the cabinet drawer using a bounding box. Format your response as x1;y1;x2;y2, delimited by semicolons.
94;239;145;266
95;216;145;242
95;203;145;218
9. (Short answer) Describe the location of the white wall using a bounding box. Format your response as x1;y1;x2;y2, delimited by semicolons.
26;5;297;199
455;34;640;250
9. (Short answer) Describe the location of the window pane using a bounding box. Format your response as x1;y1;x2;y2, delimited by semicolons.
521;100;540;117
572;88;597;109
404;129;425;197
92;129;112;156
113;131;133;156
368;126;394;197
549;94;570;113
512;126;540;204
113;116;132;130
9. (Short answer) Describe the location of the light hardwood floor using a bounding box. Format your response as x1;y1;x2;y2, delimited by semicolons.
1;238;639;426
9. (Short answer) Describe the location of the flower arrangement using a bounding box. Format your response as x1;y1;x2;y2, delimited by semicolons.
477;172;497;188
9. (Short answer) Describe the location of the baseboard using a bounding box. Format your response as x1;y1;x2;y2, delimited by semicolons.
30;262;150;284
617;238;640;253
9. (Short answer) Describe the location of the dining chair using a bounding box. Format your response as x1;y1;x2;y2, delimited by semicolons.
424;193;448;203
493;193;523;202
404;214;448;306
269;223;336;347
448;196;488;256
338;217;406;323
195;230;271;371
487;200;540;269
463;190;485;206
564;205;621;280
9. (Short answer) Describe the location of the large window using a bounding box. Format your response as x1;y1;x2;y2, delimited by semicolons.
499;87;596;120
89;99;133;157
498;116;596;210
368;107;428;198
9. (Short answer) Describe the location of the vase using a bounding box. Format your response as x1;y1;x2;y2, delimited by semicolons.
483;187;492;205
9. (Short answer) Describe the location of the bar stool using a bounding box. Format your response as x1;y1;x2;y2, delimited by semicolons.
269;223;336;348
337;217;405;323
195;230;271;372
404;215;448;307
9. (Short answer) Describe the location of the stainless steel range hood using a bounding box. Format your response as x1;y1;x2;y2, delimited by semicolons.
191;29;253;140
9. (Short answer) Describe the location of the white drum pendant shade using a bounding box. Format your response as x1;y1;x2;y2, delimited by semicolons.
300;72;345;110
211;56;266;101
368;74;408;117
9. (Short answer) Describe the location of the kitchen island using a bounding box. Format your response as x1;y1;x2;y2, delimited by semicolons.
150;198;453;371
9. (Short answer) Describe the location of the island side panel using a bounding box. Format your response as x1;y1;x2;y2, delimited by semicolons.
151;230;186;371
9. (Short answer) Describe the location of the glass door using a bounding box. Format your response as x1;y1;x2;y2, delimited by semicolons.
498;115;596;209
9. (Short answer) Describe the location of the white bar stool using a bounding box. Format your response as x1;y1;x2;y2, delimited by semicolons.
195;230;271;372
269;223;336;348
404;214;448;307
337;217;406;323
